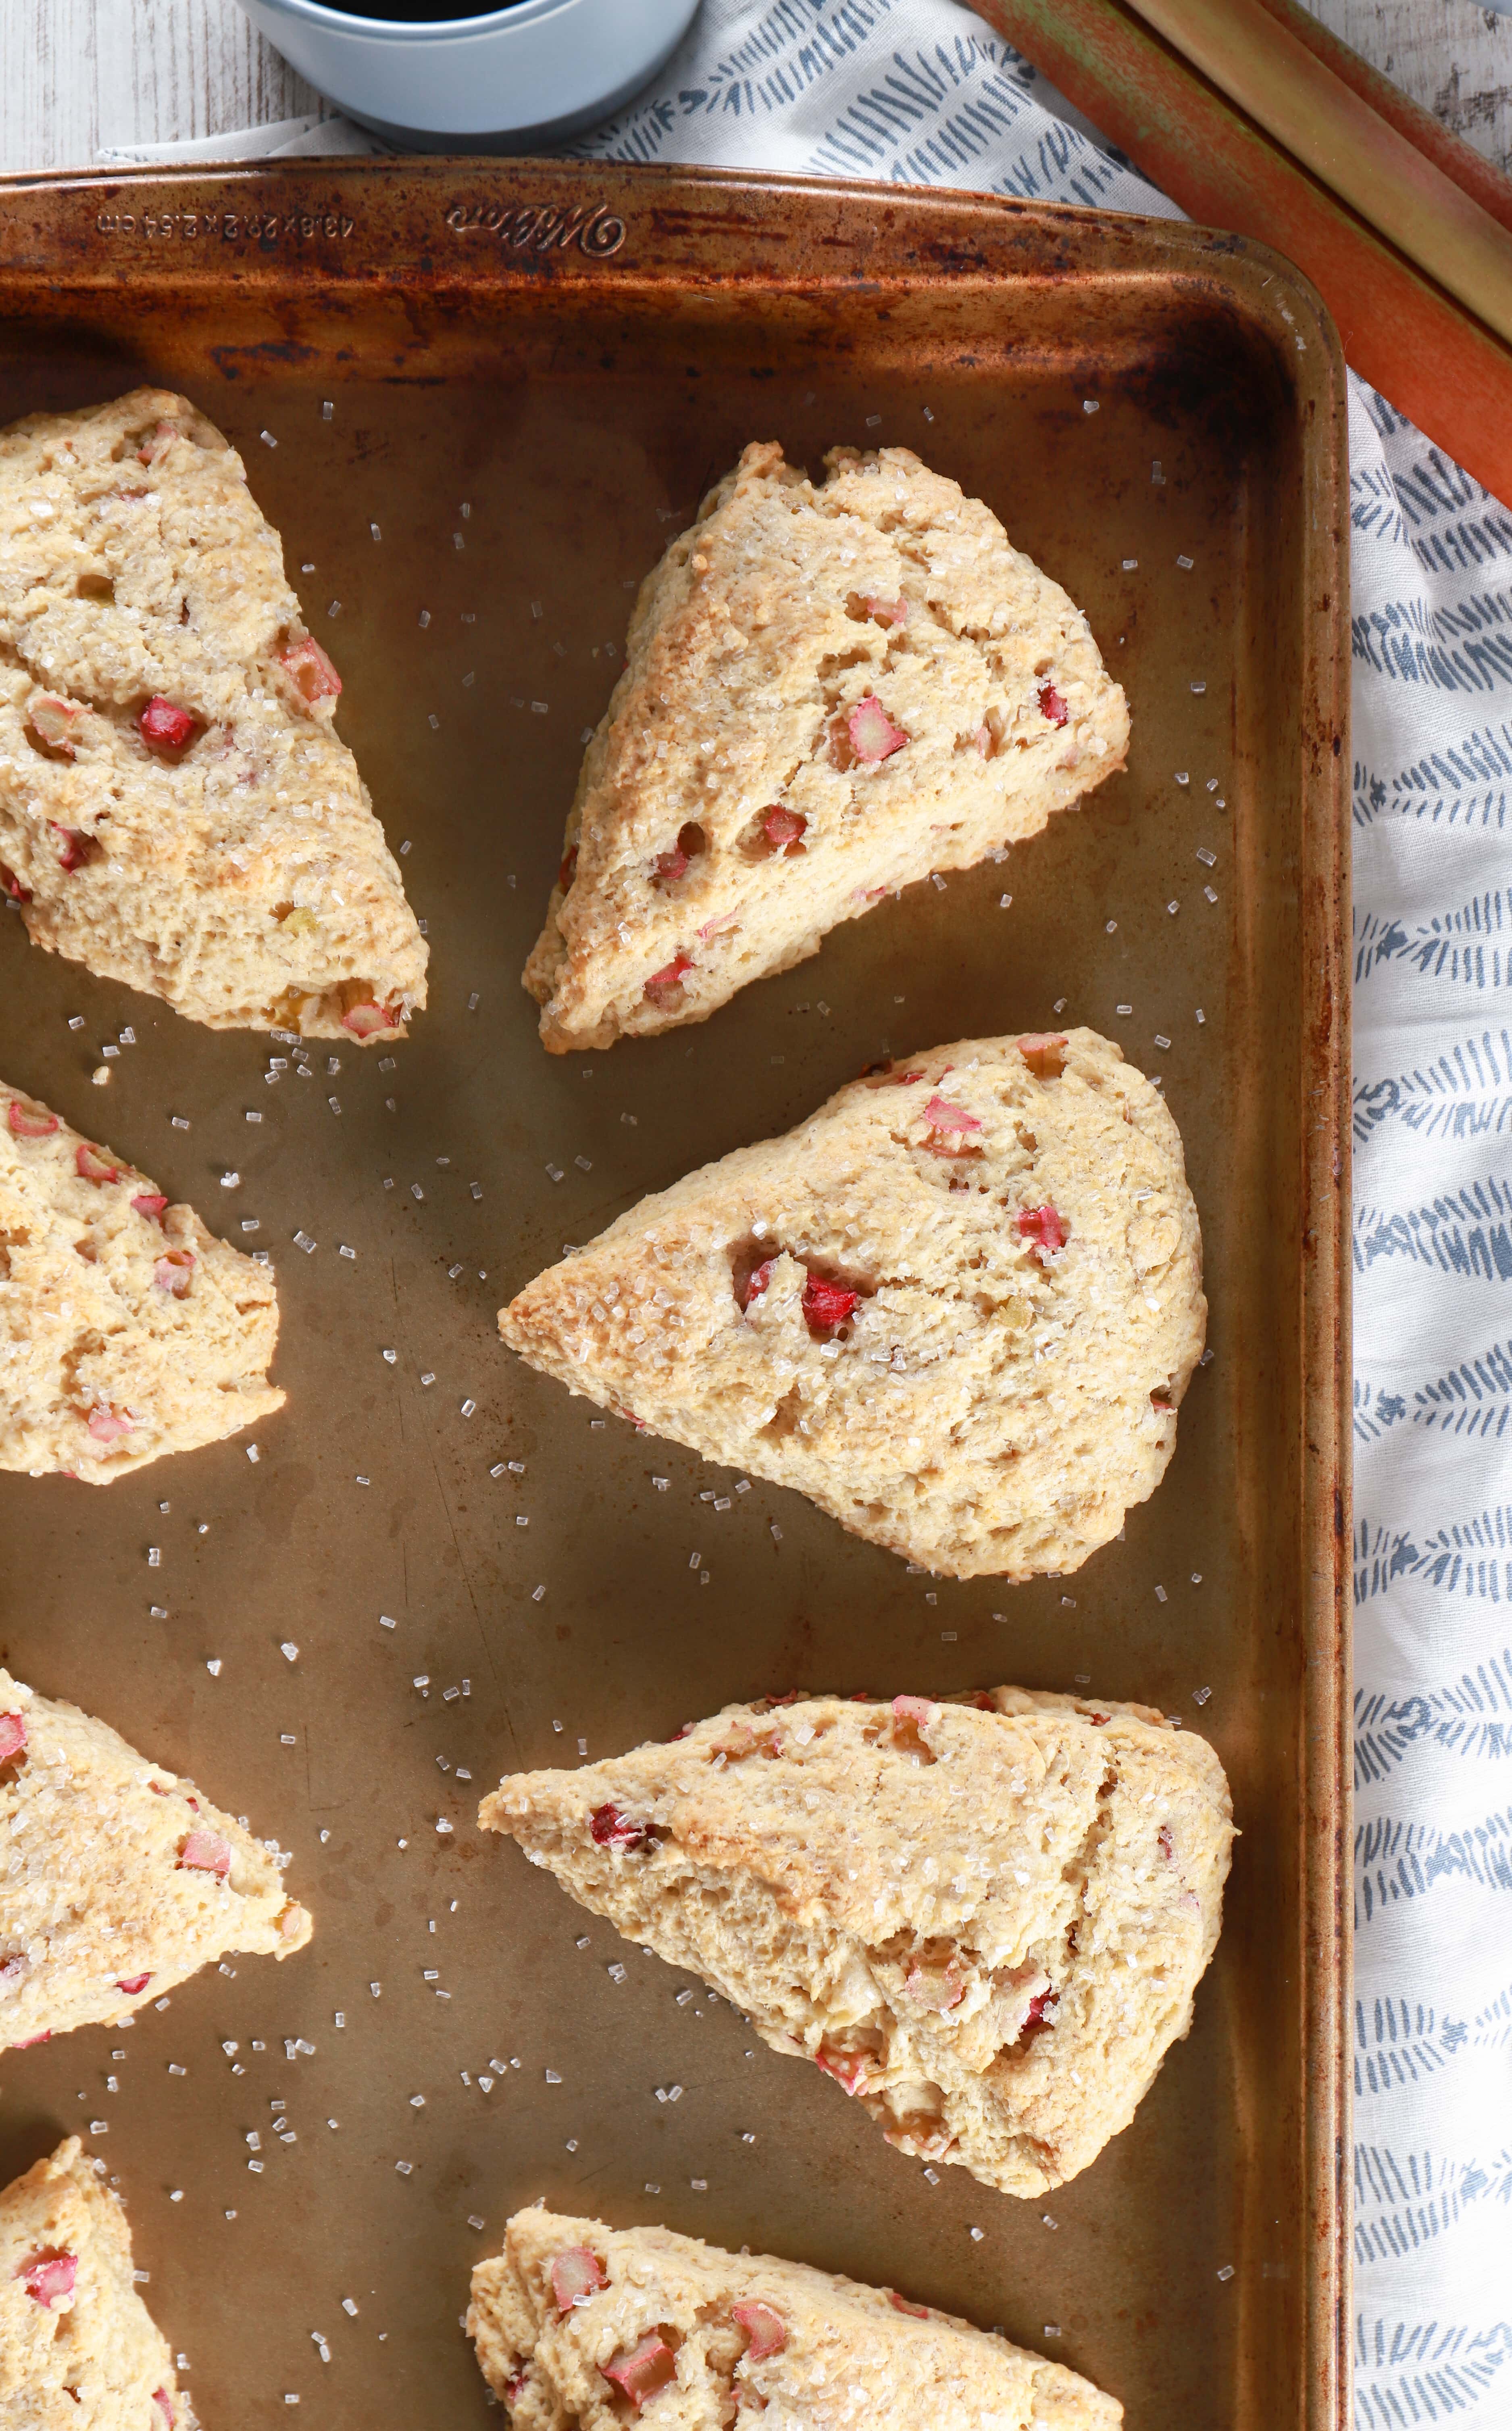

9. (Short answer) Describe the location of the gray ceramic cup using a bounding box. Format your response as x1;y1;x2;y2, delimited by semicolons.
233;0;702;152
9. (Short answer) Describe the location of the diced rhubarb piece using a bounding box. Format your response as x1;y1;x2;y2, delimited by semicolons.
551;2245;605;2315
7;1101;58;1139
906;1958;966;2012
279;636;342;705
848;694;908;764
863;595;907;627
603;2334;678;2408
131;1193;168;1224
1017;1032;1068;1080
1016;1203;1067;1259
740;1257;776;1312
75;1143;119;1185
0;862;30;903
892;1694;935;1726
1038;681;1070;727
1158;1824;1174;1860
731;2300;787;2360
589;1803;652;1853
558;846;579;893
115;1972;153;1995
1020;1985;1057;2040
887;2291;929;2319
923;1094;981;1135
49;822;96;872
505;2370;528;2406
654;846;689;884
644;951;694;999
139;697;197;754
801;1274;858;1332
14;2030;50;2048
0;1714;27;1767
762;805;807;851
343;1001;402;1040
86;1406;135;1443
30;695;81;755
153;1250;195;1298
814;2046;868;2095
17;2248;76;2308
179;1829;231;1879
152;2392;175;2429
137;420;179;467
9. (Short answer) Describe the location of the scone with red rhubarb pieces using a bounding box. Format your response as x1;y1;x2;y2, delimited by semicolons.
527;440;1128;1050
0;385;425;1040
0;1081;283;1482
498;1028;1204;1580
481;1687;1233;2200
0;2139;196;2427
470;2207;1121;2429
0;1666;310;2052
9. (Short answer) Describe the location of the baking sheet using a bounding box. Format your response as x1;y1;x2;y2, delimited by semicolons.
0;159;1350;2430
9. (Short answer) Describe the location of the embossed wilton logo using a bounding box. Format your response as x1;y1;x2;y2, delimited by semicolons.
444;201;626;258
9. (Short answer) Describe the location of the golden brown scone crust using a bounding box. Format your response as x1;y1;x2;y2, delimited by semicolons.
0;386;425;1039
0;2137;198;2427
498;1028;1204;1580
471;2205;1122;2428
483;1687;1232;2202
0;1080;283;1482
527;442;1128;1049
0;1666;311;2051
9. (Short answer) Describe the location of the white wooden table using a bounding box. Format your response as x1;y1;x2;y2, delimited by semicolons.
2;0;1510;177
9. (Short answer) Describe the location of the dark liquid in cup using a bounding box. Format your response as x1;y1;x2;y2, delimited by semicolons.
315;0;517;18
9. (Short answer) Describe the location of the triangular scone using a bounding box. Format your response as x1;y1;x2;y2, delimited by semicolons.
525;442;1128;1050
0;1666;311;2050
0;386;426;1041
0;1081;284;1482
483;1689;1231;2201
0;2138;197;2427
470;2206;1120;2429
498;1028;1203;1580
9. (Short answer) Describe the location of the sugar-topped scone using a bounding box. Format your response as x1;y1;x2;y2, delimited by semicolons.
0;1080;283;1482
526;441;1128;1050
0;2138;197;2427
0;1666;310;2051
0;386;426;1040
498;1028;1204;1579
483;1688;1232;2201
470;2206;1121;2429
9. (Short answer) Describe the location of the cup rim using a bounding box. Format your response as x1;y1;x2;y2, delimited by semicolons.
247;0;575;36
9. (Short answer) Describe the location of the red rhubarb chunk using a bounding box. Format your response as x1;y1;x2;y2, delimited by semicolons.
131;1193;168;1224
589;1803;652;1853
731;2301;787;2360
1158;1824;1174;1860
343;1001;402;1040
139;698;197;754
863;596;907;627
86;1406;135;1443
1021;1985;1056;2040
654;846;689;884
558;846;578;893
814;2047;868;2095
505;2370;528;2405
603;2334;677;2409
887;2291;929;2319
75;1144;119;1185
892;1694;935;1726
18;2249;75;2308
0;863;30;904
1038;682;1070;727
0;1714;26;1767
848;695;908;764
906;1958;966;2012
14;2030;50;2048
179;1829;231;1879
550;2245;605;2315
152;2392;175;2429
802;1274;858;1332
1016;1204;1067;1259
761;806;807;851
7;1101;58;1139
279;637;342;704
30;696;81;755
115;1972;152;1996
644;952;694;999
137;420;178;466
741;1257;776;1311
923;1094;981;1136
153;1251;195;1299
49;823;96;872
